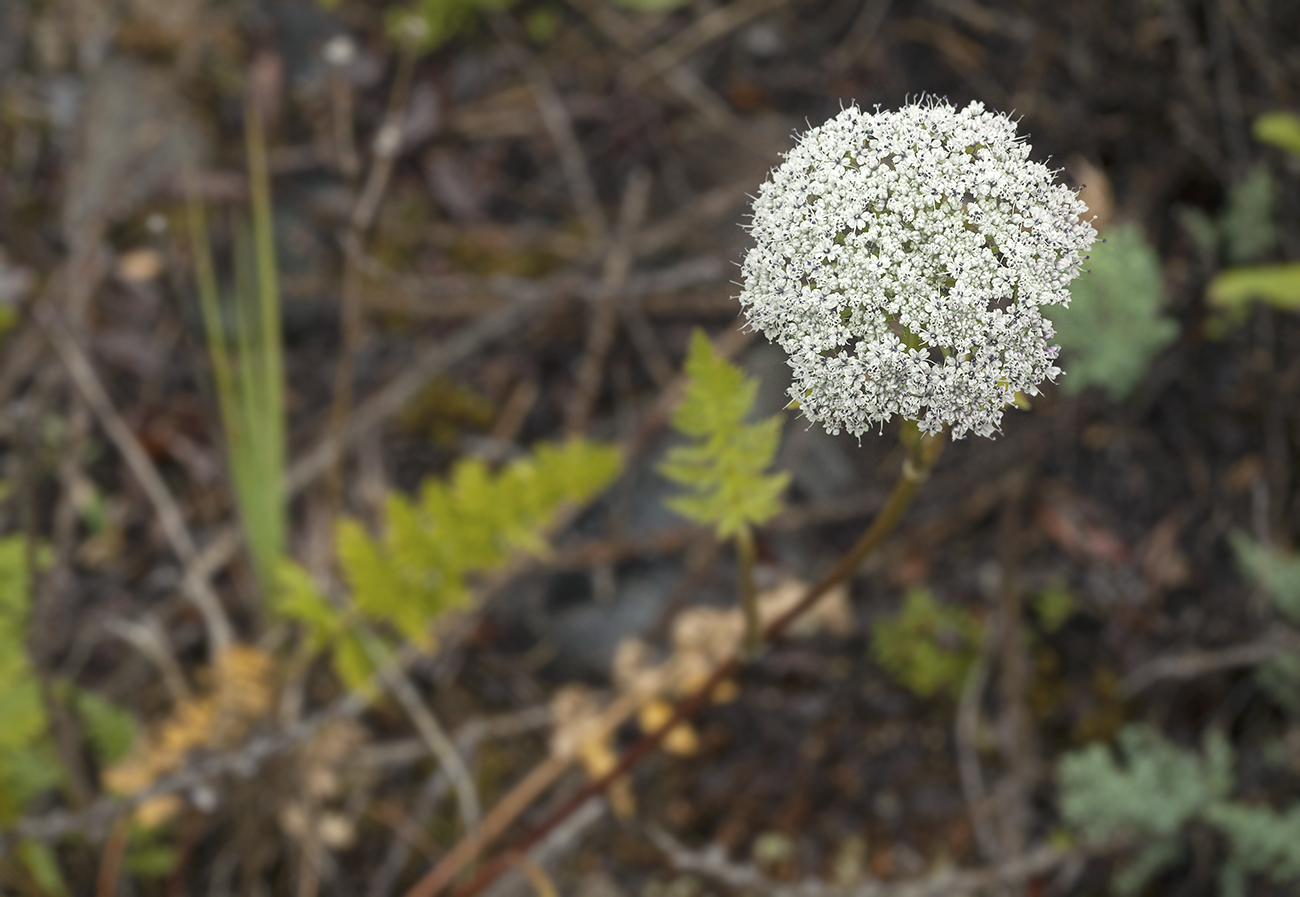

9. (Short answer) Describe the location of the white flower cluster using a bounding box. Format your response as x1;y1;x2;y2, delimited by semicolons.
738;98;1096;439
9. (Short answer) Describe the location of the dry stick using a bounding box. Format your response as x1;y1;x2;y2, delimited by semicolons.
327;49;418;503
36;304;235;655
566;0;737;132
103;616;194;704
403;431;946;897
1121;634;1300;697
993;475;1034;866
622;0;792;90
566;167;654;435
359;625;482;833
735;526;760;656
956;583;1001;864
647;825;1079;897
490;10;608;244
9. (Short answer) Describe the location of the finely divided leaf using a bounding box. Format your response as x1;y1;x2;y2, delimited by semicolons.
660;330;789;538
335;439;620;646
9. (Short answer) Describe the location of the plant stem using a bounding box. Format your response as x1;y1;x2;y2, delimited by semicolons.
735;526;759;658
410;424;946;897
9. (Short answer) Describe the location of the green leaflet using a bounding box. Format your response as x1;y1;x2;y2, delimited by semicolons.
277;439;621;685
659;330;790;539
1052;223;1177;400
1207;263;1300;314
1253;111;1300;159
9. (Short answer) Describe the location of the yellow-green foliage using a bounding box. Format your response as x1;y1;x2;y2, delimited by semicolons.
870;588;982;699
385;0;515;53
659;330;789;540
0;533;136;893
0;536;60;825
1032;585;1077;634
1254;111;1300;157
1051;224;1177;400
275;562;374;694
278;439;621;687
1059;725;1300;897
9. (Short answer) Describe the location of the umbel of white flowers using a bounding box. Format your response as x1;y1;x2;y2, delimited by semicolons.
738;97;1096;439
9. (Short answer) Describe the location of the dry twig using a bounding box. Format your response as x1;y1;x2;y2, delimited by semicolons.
36;303;235;655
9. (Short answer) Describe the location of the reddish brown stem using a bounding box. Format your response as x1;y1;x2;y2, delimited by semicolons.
404;428;945;897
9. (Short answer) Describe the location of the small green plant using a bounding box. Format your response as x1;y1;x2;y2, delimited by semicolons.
869;587;983;699
1051;223;1177;400
659;330;789;652
278;439;622;690
0;532;137;894
1031;584;1077;634
1059;725;1300;897
188;103;287;596
383;0;515;54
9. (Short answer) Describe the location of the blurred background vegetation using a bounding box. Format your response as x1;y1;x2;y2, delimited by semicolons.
2;0;1300;895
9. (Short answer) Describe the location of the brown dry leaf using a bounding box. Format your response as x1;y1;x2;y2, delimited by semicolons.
104;644;275;827
1035;497;1129;566
115;247;165;282
637;699;699;756
1139;513;1191;590
550;686;636;817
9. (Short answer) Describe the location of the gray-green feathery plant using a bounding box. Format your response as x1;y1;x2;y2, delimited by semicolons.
1057;532;1300;895
1059;725;1300;897
1051;223;1177;400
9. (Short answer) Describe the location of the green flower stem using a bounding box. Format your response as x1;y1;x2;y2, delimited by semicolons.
735;526;759;658
762;421;945;645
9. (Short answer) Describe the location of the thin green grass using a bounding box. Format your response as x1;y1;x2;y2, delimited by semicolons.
187;102;286;596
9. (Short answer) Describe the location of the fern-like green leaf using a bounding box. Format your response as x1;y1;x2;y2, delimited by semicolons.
659;330;790;539
339;439;620;645
275;560;386;694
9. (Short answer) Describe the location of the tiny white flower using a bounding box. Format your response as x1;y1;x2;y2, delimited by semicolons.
739;98;1096;439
